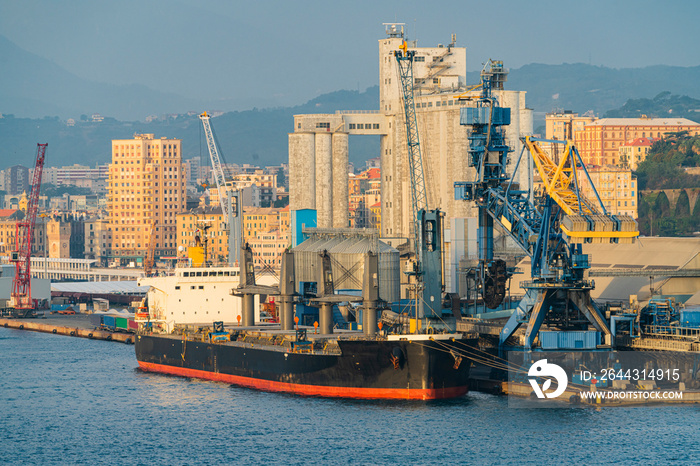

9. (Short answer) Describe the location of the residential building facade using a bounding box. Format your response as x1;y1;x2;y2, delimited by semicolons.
107;134;186;263
577;166;638;218
545;111;596;141
619;137;655;170
574;117;700;166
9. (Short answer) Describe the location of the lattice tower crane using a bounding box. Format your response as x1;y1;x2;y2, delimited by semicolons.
394;39;443;321
199;112;241;266
10;143;47;315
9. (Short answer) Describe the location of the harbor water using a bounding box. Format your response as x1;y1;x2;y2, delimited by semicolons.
2;327;699;465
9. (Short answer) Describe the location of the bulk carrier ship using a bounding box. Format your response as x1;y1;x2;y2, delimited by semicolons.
134;245;478;400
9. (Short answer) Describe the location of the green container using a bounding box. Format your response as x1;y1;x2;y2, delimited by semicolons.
115;317;128;330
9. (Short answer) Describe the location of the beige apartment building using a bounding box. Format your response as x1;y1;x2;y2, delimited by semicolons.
577;166;638;218
243;207;290;240
177;206;291;268
619;137;655;170
349;168;381;228
231;171;277;207
84;217;111;264
574;117;700;166
177;207;229;266
545;111;596;140
107;134;186;263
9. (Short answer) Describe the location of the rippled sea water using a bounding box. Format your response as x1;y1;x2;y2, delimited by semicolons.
2;327;700;465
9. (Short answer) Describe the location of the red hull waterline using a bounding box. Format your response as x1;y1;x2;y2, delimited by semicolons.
138;361;468;400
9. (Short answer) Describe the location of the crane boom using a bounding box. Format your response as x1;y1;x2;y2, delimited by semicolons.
395;42;428;251
394;40;443;321
199;112;231;223
11;143;47;312
199;112;240;266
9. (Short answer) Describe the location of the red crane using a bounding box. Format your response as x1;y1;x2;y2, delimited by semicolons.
10;143;47;315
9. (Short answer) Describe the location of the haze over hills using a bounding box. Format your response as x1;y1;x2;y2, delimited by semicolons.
2;34;700;170
0;88;382;171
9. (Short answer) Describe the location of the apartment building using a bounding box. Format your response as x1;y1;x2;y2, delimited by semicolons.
107;134;186;263
545;111;596;140
577;166;638;218
575;117;700;166
619;137;656;170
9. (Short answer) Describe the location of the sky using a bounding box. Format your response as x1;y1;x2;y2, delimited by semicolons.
1;0;699;109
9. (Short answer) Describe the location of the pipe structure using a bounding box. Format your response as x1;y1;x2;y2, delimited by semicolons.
362;252;379;335
279;250;296;331
242;293;255;327
319;302;333;335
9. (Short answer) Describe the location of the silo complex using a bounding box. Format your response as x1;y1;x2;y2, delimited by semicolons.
288;26;533;294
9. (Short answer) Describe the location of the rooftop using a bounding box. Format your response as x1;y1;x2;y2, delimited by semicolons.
622;137;657;147
589;117;700;127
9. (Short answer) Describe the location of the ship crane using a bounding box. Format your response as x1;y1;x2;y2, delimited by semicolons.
394;36;443;321
10;143;47;316
454;62;639;348
199;112;241;266
143;219;158;276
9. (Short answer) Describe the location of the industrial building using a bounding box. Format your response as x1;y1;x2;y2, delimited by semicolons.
508;237;700;307
288;25;533;293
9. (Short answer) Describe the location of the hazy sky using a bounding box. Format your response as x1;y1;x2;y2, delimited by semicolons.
2;0;699;109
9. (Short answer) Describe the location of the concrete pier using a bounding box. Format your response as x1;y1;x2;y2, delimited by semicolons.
0;316;134;344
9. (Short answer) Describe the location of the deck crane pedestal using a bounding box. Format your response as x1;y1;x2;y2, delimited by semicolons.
454;62;638;348
199;112;241;266
394;38;443;321
9;143;47;317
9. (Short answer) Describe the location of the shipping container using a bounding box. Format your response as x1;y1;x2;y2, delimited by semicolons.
102;315;116;329
115;317;128;330
539;331;600;350
127;319;138;331
89;314;103;328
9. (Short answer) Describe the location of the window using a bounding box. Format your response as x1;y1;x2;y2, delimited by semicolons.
415;56;425;62
315;122;330;129
349;123;356;129
373;123;379;129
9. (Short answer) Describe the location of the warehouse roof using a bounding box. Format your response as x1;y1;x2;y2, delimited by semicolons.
51;281;149;294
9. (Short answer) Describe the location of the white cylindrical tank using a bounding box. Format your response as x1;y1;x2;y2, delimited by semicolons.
315;132;333;228
332;132;349;228
289;132;315;211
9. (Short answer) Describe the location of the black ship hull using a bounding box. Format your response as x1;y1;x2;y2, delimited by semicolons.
135;334;476;400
